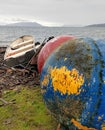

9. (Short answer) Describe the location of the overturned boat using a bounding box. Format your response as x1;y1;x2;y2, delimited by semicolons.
4;35;36;67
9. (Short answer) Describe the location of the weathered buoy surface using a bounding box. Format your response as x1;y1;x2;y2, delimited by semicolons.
37;35;75;73
40;38;105;130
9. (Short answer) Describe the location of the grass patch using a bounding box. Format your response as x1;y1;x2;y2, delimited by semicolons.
0;86;57;130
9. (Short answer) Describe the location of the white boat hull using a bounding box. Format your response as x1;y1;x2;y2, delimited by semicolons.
4;35;35;67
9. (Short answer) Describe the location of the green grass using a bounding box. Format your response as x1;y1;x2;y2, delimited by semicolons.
0;86;57;130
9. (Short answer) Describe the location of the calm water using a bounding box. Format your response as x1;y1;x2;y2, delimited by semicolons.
0;26;105;46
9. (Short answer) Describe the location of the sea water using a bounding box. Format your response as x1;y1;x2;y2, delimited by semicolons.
0;26;105;46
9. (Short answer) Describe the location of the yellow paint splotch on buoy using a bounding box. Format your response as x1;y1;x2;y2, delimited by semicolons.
51;66;84;95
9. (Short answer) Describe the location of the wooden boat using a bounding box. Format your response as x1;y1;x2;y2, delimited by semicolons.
4;35;36;67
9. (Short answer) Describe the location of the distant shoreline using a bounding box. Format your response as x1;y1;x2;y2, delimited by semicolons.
0;22;105;27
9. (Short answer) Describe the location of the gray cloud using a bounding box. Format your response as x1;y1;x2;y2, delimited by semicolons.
0;0;105;26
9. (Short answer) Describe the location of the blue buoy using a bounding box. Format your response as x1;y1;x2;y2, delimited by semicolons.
40;37;105;130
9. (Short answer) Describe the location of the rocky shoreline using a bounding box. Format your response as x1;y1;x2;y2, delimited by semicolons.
0;47;40;93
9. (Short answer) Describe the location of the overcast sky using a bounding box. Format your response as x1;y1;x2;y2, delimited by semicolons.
0;0;105;26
